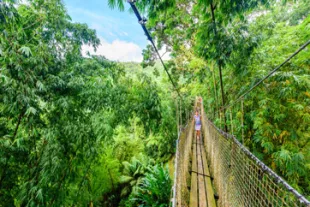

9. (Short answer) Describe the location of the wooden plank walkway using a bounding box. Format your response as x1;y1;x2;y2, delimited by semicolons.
190;135;217;207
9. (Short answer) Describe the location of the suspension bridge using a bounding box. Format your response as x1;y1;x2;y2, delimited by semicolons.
171;98;310;207
124;1;310;206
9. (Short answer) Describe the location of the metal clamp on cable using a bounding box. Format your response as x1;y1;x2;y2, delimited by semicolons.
139;18;147;25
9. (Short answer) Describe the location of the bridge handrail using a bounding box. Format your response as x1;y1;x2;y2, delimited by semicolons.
171;99;197;207
201;97;310;207
206;119;310;206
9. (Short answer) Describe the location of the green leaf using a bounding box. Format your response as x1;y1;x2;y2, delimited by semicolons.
262;141;274;153
25;106;37;116
119;175;133;184
121;186;130;197
36;80;44;91
18;46;32;57
36;189;43;202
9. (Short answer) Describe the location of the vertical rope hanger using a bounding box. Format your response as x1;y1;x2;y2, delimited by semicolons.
127;0;183;99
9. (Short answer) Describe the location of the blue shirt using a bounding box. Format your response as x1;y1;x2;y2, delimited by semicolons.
194;115;201;125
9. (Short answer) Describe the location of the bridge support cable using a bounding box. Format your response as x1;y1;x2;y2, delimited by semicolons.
127;0;182;100
220;39;310;112
200;102;310;207
201;40;310;206
127;0;186;137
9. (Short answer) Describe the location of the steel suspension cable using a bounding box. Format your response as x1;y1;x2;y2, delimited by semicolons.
127;0;182;99
221;39;310;111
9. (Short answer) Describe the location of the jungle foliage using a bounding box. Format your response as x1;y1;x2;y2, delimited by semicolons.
1;0;309;206
109;0;310;200
0;0;178;206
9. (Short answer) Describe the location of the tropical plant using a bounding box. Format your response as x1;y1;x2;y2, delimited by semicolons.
126;164;172;207
119;154;154;197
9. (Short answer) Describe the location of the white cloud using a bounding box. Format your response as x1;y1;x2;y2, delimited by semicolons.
82;38;143;62
82;38;172;63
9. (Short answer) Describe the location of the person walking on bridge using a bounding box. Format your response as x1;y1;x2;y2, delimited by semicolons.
194;110;201;139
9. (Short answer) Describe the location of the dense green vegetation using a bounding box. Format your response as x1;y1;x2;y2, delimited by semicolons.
110;0;310;200
0;0;309;206
0;0;180;206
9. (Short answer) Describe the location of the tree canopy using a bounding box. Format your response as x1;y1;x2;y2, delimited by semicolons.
0;0;309;205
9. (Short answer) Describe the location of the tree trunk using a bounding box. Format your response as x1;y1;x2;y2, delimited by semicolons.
210;2;228;132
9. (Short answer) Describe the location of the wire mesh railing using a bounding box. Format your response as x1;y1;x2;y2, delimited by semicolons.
172;99;198;207
201;105;310;207
172;122;193;207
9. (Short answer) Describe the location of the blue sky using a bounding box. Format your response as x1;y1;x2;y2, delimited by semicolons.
63;0;149;62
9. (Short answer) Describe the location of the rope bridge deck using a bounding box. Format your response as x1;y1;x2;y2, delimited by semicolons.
189;137;216;207
172;98;310;207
